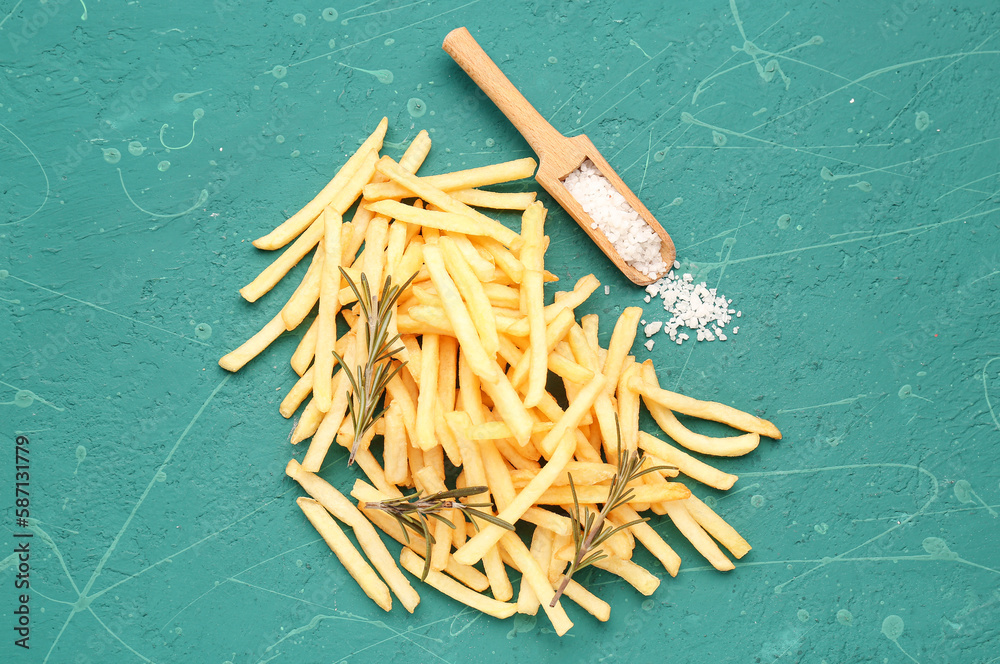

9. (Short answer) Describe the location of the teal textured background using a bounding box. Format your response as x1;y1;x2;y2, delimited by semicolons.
2;0;999;662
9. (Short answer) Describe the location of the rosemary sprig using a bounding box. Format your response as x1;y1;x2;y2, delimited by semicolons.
365;486;514;580
550;421;675;607
331;269;416;465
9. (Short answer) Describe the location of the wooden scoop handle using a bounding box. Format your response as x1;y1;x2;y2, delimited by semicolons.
443;27;565;155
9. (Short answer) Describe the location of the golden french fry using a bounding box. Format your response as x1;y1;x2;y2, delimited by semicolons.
617;359;641;451
472;236;525;282
602;306;642;394
280;238;324;330
468;420;553;441
398;129;432;172
423;245;500;382
288;461;419;611
290;398;323;443
510;462;617;488
313;209;344;412
398;549;516;619
375;156;521;247
638;431;738;490
614;503;681;576
352;481;488;590
363;157;537;201
439;236;499;359
280;366;314;418
296;497;392;611
630;373;782;440
516;526;553;615
413;466;454;572
535;482;690;505
366;200;516;246
241;215;327;303
661;498;734;571
445;411;514;602
454;431;576;566
218;311;287;372
535;373;606;457
382;400;408;486
639;361;762;455
414;334;439;451
505;274;600;337
500;532;573;636
448;233;496;282
290;316;319;376
592;555;660;596
302;334;356;469
684;494;751;559
451;188;537;210
520;203;547;408
510;308;575;390
254;118;386;250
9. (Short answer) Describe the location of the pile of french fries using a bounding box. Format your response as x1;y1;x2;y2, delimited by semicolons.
219;118;782;636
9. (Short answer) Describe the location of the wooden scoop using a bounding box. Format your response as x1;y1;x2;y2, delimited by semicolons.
443;27;676;286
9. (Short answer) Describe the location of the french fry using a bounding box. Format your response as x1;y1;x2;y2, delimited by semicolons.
423;245;499;382
382;400;408;486
290;317;319;376
439;236;499;359
363;157;537;201
638;431;738;490
537;481;689;506
288;461;419;611
639;361;762;456
613;503;681;576
684;494;751;559
296;497;393;611
519;202;547;407
313;209;344;412
375;156;521;247
219;311;287;372
602;307;642;394
280;366;315;418
291;398;323;443
661;498;734;571
516;526;554;615
535;373;606;457
592;556;660;596
446;411;514;602
399;549;516;619
302;334;356;469
500;532;573;636
254;118;387;250
510;462;617;488
630;373;782;440
366;200;517;246
448;233;496;282
280;239;324;330
451;188;537;210
472;236;525;283
352;481;488;590
454;431;576;566
414;334;440;450
505;274;600;337
617;360;641;452
413;466;454;572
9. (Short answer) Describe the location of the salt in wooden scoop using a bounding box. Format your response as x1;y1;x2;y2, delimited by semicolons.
443;27;676;286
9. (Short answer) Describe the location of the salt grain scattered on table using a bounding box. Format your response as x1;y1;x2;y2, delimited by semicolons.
563;159;667;279
642;261;739;345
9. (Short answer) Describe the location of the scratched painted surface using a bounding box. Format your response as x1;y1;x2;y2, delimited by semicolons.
1;0;999;662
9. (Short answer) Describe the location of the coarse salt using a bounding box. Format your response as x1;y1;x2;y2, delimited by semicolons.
563;159;667;279
642;267;740;345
